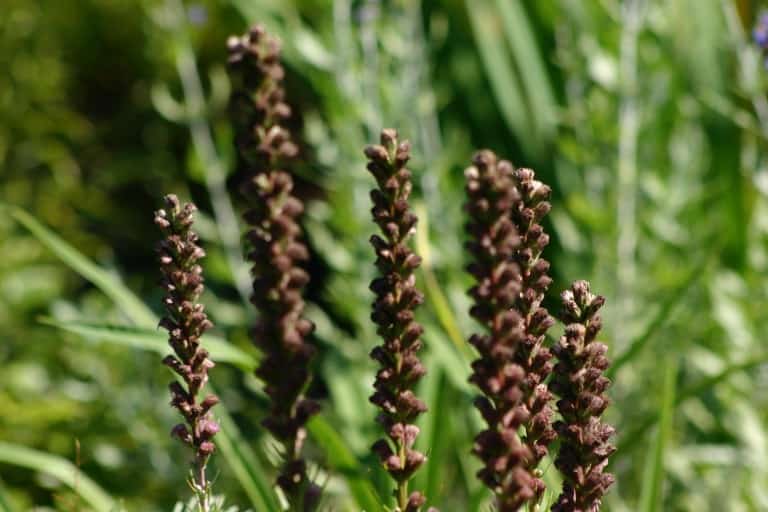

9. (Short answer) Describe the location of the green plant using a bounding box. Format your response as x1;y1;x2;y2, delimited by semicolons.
5;1;768;511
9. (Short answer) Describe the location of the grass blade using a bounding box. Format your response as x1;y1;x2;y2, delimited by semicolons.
494;0;558;142
0;479;14;512
466;0;535;156
422;369;451;507
608;259;707;379
638;359;677;511
42;318;258;372
307;417;382;512
618;354;767;454
45;317;281;511
9;206;156;327
47;319;281;511
210;393;281;512
0;442;114;512
415;203;471;359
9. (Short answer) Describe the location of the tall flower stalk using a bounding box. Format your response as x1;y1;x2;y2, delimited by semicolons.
465;150;538;510
551;281;615;512
365;129;428;512
155;194;219;511
465;151;557;509
227;25;320;511
509;167;557;489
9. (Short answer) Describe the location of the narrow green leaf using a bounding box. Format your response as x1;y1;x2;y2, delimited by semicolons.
423;329;472;395
45;317;280;511
415;203;471;360
457;408;486;511
0;442;114;512
307;417;382;512
421;369;451;507
494;0;558;142
9;207;156;327
0;479;14;512
210;391;282;512
466;0;536;156
618;354;767;454
42;318;258;372
608;259;707;378
638;359;677;511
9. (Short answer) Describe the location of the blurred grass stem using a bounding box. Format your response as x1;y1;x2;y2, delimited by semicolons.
415;203;470;357
166;0;252;308
616;0;645;347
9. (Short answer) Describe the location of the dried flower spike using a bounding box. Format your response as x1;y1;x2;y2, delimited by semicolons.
365;129;428;512
465;150;540;511
227;25;320;511
155;194;219;510
227;24;298;171
551;281;615;512
508;166;557;486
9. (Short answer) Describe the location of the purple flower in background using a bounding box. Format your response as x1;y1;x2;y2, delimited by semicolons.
755;13;768;45
753;12;768;68
187;4;207;26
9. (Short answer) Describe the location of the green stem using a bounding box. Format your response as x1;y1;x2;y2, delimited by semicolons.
194;455;210;512
396;443;409;511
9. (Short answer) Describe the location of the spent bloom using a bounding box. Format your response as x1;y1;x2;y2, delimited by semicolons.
465;150;542;511
227;25;320;510
155;194;219;509
551;281;615;512
365;129;429;512
508;166;557;485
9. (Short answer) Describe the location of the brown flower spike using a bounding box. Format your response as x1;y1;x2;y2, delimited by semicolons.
551;281;615;512
508;166;557;483
464;151;556;510
365;129;428;512
155;194;219;510
227;25;320;511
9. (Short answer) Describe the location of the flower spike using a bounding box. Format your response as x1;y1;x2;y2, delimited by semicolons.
155;194;219;511
551;280;615;512
227;25;320;511
365;129;429;512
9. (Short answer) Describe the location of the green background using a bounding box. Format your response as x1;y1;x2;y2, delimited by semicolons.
2;0;768;510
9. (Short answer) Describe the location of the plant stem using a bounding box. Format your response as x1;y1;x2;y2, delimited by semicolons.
195;463;210;512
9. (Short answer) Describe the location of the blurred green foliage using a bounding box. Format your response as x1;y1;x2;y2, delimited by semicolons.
2;0;768;510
